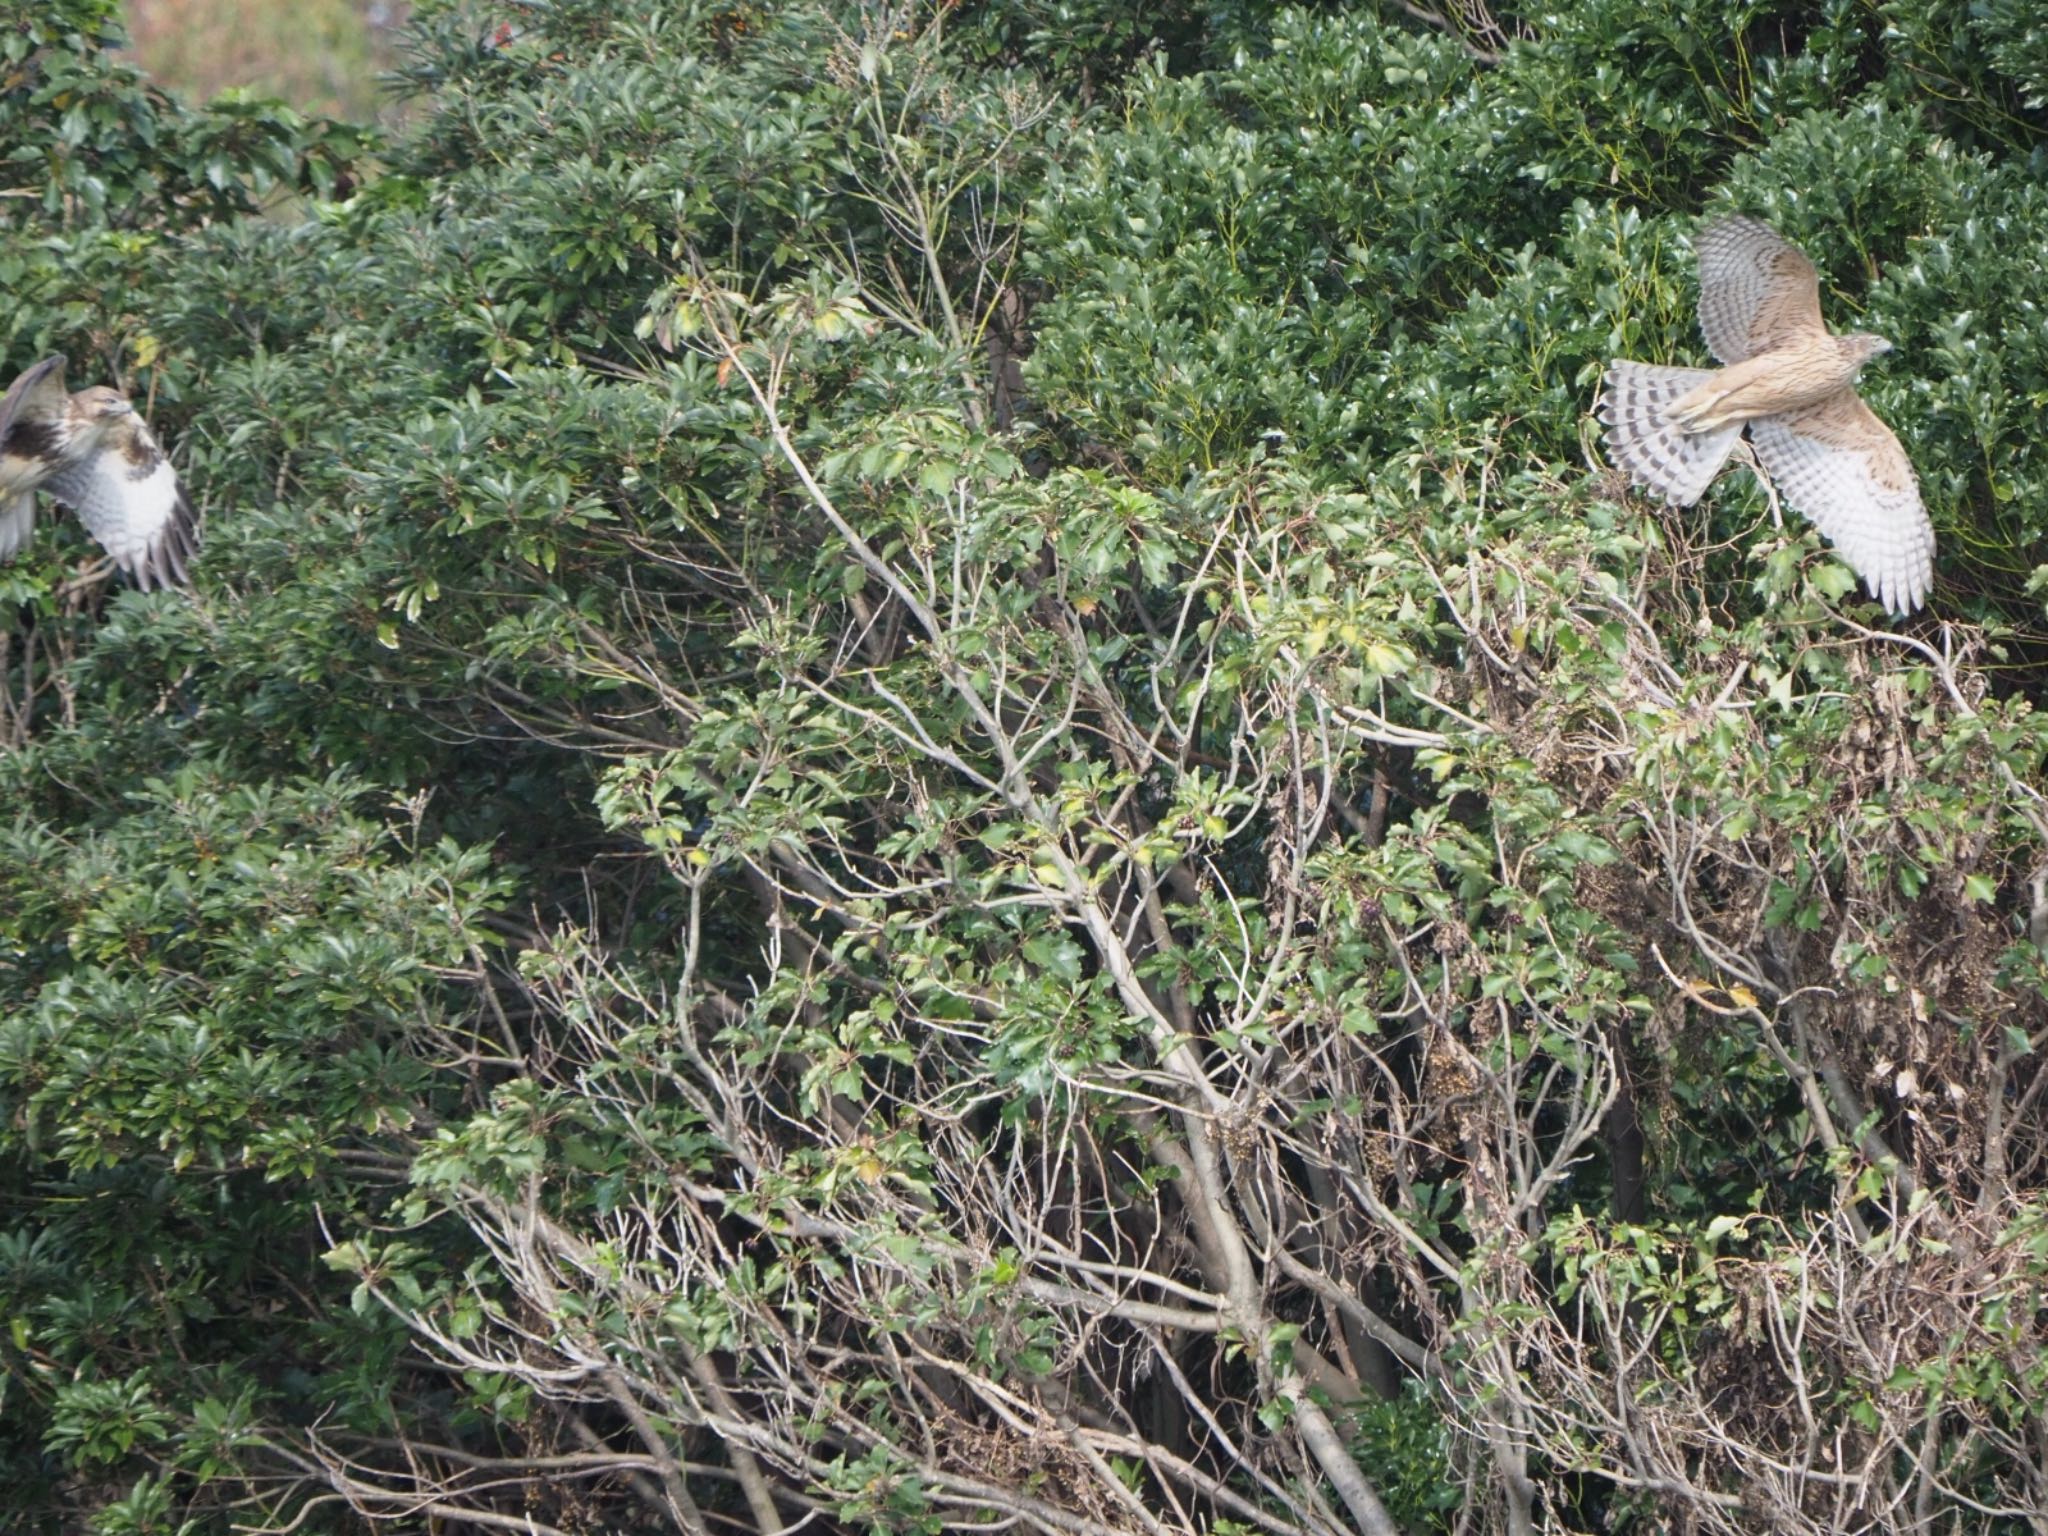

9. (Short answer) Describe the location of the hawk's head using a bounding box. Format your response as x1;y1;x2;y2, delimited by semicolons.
1841;333;1892;368
72;386;134;422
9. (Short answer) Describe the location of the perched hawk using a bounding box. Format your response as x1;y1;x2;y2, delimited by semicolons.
1599;216;1932;616
0;354;197;592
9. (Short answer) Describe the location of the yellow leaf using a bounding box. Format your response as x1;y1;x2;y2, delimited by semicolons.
1364;642;1406;676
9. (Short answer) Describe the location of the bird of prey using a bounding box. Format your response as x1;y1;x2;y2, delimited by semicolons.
1598;215;1932;616
0;354;197;592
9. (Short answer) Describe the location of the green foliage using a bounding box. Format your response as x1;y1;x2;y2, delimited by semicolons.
0;0;372;372
0;768;507;1511
45;1372;174;1466
1347;1379;1458;1530
1974;0;2048;108
10;0;2048;1532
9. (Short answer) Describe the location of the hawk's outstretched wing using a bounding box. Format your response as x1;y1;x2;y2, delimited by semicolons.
43;413;197;593
0;355;70;565
1748;391;1933;617
0;354;198;591
1695;217;1827;364
0;355;70;474
1604;217;1933;614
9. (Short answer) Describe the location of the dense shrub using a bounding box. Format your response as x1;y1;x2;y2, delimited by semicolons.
7;1;2048;1533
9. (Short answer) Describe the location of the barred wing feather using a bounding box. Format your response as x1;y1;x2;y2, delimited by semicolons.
43;425;197;593
1747;392;1933;617
1694;217;1828;364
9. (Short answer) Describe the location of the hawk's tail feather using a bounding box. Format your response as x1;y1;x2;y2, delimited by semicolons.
1598;360;1743;508
0;494;33;563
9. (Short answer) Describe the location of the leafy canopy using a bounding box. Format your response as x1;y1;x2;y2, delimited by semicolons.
8;2;2048;1534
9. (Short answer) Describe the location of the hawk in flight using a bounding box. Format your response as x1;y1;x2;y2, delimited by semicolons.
0;354;197;592
1599;216;1932;616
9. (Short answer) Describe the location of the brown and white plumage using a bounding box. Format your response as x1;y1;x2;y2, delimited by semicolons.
1693;215;1828;364
0;354;197;593
1744;394;1933;617
1598;216;1933;616
1600;361;1743;508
